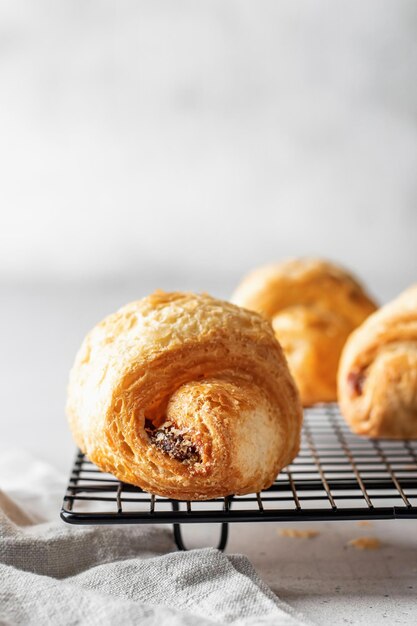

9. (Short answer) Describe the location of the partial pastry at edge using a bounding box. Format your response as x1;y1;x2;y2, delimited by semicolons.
338;285;417;439
232;258;377;406
66;291;303;500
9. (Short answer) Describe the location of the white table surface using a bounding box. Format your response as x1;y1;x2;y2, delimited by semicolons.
1;281;416;625
188;519;417;625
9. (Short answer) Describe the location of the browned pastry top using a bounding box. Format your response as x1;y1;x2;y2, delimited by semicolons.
232;258;376;326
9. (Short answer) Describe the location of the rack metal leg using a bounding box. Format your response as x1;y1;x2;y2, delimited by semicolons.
173;522;229;551
170;500;229;551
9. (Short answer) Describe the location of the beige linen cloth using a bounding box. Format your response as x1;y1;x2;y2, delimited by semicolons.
0;450;310;626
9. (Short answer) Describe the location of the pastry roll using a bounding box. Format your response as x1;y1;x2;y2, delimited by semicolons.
338;285;417;439
67;291;302;500
232;258;377;405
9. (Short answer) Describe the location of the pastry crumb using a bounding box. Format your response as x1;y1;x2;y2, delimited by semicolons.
356;520;373;527
278;528;319;539
347;537;382;550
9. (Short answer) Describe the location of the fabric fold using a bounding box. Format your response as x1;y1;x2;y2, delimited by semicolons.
0;450;310;626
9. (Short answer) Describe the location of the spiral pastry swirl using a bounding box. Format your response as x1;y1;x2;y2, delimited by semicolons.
232;258;377;405
338;285;417;439
67;291;302;499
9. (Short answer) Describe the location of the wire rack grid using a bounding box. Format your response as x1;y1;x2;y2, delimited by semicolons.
61;404;417;550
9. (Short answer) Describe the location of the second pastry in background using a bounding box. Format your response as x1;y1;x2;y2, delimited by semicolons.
232;258;377;406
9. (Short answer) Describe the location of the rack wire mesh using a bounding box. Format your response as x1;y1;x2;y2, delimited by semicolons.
61;404;417;549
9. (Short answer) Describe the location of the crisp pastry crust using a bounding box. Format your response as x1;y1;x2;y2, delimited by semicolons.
232;258;377;405
66;291;303;500
338;285;417;439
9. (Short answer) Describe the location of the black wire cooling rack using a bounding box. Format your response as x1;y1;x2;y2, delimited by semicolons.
61;404;417;550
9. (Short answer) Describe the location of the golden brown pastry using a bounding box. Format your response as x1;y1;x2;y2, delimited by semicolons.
338;285;417;439
232;258;377;405
66;291;302;500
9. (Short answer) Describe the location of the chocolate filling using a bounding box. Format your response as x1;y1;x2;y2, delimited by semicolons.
145;420;201;463
347;370;366;395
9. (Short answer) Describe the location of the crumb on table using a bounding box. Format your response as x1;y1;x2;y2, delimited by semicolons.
347;537;382;550
278;528;319;539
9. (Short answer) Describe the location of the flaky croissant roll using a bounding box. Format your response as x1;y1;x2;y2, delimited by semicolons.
338;285;417;439
232;258;377;406
67;291;302;500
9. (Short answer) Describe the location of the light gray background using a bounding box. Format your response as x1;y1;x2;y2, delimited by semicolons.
1;0;417;289
1;2;416;624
